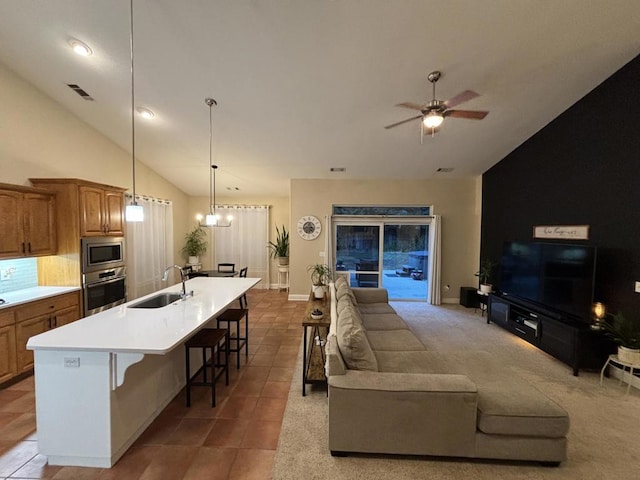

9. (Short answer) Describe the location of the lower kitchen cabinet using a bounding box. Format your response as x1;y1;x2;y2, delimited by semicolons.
1;290;81;385
0;310;17;383
16;314;49;373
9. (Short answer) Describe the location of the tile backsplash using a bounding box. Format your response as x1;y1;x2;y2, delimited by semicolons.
0;258;38;294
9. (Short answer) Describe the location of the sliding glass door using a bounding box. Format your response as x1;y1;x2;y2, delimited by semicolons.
334;220;430;300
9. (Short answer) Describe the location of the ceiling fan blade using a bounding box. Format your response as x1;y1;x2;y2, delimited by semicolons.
445;109;489;120
444;90;479;108
395;102;425;111
384;115;423;129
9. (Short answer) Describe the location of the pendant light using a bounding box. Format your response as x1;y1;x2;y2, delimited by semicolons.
125;0;143;222
204;97;232;227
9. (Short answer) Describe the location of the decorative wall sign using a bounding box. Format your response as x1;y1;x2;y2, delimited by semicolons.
533;225;589;240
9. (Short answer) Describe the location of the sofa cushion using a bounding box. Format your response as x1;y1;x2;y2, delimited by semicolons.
476;387;570;438
366;329;426;352
362;313;409;331
374;350;450;373
336;304;378;371
337;295;357;317
336;281;358;305
358;303;396;315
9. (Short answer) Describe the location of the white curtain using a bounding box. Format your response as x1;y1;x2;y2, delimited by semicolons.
126;196;174;300
213;205;269;288
427;214;441;305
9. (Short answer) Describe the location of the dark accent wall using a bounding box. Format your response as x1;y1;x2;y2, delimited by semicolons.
481;54;640;322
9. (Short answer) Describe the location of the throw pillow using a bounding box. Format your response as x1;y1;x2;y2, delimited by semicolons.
336;304;378;371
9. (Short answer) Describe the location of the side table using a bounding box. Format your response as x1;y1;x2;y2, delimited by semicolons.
477;289;489;317
600;354;640;395
302;295;330;396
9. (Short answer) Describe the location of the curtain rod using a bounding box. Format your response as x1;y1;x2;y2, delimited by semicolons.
124;193;172;205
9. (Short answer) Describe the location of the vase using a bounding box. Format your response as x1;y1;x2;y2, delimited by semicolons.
278;256;289;266
479;284;492;294
313;285;325;299
618;346;640;364
188;256;200;265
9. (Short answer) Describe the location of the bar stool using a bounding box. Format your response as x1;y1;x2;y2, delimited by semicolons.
217;307;249;369
184;328;229;407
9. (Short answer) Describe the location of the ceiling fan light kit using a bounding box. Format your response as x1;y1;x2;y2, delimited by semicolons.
385;70;489;139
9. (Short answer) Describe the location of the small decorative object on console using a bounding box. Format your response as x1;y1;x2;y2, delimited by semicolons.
311;309;323;320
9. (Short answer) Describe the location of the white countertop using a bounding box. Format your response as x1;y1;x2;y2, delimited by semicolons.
0;286;81;309
26;277;259;354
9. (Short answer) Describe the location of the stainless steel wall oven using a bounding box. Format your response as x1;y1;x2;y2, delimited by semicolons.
81;237;127;316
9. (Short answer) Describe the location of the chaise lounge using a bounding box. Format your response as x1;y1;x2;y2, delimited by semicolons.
325;276;569;465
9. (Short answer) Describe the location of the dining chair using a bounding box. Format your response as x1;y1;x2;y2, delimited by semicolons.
218;263;235;273
238;267;248;308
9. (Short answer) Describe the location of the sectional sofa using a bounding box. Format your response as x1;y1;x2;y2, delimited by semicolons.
325;276;569;465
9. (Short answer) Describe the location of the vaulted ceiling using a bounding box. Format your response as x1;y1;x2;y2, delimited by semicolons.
0;1;638;196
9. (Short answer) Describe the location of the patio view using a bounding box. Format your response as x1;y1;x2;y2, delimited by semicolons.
335;224;429;300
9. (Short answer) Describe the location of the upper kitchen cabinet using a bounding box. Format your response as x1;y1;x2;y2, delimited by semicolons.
30;179;127;239
0;184;57;259
79;186;125;237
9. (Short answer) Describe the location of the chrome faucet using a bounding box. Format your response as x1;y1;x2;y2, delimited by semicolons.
161;265;190;299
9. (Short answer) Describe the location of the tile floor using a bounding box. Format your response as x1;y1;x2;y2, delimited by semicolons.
0;289;306;480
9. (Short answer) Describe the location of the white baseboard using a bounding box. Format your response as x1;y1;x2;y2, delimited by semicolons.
442;297;459;304
288;294;309;302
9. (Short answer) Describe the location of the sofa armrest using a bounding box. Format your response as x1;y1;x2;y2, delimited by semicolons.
328;370;478;457
328;369;476;393
351;287;388;304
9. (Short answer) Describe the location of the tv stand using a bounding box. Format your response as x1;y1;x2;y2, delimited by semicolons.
487;294;613;375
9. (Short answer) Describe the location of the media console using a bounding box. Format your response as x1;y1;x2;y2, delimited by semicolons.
487;294;613;375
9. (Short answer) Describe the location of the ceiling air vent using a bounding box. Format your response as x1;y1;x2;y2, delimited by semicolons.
330;167;346;172
436;167;454;173
66;83;94;101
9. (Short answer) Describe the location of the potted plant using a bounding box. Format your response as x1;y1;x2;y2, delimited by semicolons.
602;312;640;364
307;264;332;299
475;258;497;293
181;224;207;265
268;225;289;266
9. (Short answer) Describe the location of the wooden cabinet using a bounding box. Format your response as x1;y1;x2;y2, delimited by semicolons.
15;314;49;373
0;184;57;259
79;186;125;237
29;179;127;288
0;310;17;383
2;291;81;381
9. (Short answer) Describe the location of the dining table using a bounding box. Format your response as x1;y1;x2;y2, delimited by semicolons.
196;270;238;277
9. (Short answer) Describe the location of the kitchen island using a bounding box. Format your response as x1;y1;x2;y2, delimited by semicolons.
27;276;259;468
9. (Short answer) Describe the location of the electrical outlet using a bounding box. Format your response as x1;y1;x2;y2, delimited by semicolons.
0;267;15;281
635;281;640;294
64;357;80;368
319;251;325;258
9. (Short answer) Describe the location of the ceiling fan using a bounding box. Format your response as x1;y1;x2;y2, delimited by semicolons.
385;71;489;141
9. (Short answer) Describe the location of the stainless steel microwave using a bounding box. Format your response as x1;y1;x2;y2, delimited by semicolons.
81;237;125;273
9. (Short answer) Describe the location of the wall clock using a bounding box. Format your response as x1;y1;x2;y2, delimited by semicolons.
297;215;322;240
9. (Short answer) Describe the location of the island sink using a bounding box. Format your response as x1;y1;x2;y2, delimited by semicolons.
128;292;183;309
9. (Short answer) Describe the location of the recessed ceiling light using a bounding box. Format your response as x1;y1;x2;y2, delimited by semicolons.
436;167;454;173
69;38;93;57
136;107;155;119
330;167;346;172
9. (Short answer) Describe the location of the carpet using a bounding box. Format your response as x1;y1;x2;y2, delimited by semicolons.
273;302;640;480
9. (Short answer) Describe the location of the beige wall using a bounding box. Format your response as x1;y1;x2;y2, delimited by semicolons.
290;178;481;301
187;195;290;282
0;62;189;265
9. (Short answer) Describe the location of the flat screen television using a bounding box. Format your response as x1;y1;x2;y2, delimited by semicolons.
499;241;596;321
